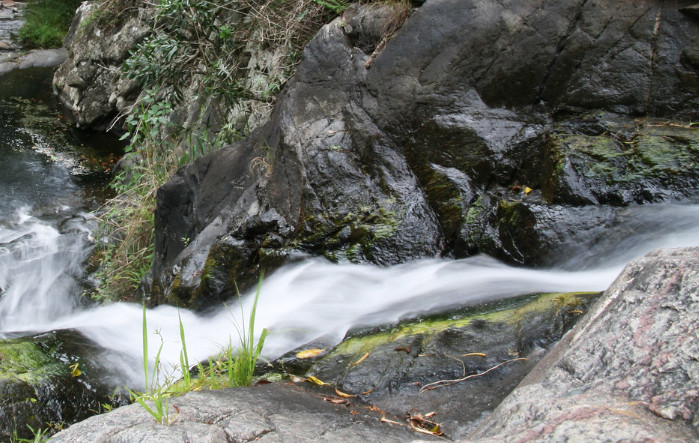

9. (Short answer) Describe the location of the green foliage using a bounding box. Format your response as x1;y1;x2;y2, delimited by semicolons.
225;273;269;386
126;304;170;424
18;0;82;48
92;89;174;302
128;278;268;423
312;0;349;14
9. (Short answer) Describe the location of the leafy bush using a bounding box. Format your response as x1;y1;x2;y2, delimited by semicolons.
18;0;82;48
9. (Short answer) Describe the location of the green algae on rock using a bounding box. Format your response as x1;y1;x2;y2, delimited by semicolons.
0;330;125;441
273;291;600;438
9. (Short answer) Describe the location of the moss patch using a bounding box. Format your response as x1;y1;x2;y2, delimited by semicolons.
0;339;69;384
328;291;598;359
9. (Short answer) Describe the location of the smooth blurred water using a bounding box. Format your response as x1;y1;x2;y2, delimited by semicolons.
0;68;119;330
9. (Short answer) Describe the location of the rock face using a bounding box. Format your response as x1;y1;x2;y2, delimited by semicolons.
464;247;699;442
53;0;327;134
151;0;699;307
53;1;153;129
50;382;440;442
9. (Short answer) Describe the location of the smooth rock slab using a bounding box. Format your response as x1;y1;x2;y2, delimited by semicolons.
462;247;699;442
0;48;67;75
51;382;438;442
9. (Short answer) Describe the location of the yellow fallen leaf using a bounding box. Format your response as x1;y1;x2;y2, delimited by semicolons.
70;363;81;377
296;348;327;359
524;186;532;194
307;375;330;386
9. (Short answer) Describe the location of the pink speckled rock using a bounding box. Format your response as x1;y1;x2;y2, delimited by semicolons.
465;247;699;442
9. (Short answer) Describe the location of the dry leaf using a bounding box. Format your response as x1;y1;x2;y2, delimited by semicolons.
296;347;327;359
289;374;306;383
524;186;532;194
335;388;355;398
461;352;486;358
323;396;350;405
409;412;444;436
351;352;370;366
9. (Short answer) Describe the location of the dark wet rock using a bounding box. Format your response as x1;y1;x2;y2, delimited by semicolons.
0;329;127;441
275;291;600;439
151;0;699;306
461;247;699;442
50;382;439;442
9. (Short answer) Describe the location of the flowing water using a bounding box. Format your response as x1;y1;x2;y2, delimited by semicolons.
1;71;699;389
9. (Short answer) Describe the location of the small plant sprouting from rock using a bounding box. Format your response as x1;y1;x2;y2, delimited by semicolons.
128;275;268;423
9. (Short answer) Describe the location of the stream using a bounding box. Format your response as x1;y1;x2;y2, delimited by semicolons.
1;69;699;390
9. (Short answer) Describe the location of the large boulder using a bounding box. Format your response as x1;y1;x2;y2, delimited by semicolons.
464;246;699;441
151;0;699;307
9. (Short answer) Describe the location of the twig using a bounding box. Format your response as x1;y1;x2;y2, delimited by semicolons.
418;357;527;393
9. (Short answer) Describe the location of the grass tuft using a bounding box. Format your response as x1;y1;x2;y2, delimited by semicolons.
18;0;82;48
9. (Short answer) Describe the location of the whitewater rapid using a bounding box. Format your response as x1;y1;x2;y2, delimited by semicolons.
1;202;697;387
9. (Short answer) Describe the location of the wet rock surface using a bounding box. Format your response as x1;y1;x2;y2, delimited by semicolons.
50;382;439;442
0;330;127;441
462;247;699;442
276;291;600;439
150;0;699;306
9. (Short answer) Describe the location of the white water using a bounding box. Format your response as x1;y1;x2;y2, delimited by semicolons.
1;202;698;388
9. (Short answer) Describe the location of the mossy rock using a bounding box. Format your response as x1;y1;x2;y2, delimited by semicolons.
544;119;699;205
0;330;125;441
274;291;600;438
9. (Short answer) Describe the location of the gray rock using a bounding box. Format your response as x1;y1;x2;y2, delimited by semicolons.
151;0;699;305
18;48;67;68
0;48;68;76
52;2;153;128
462;247;699;442
51;382;439;442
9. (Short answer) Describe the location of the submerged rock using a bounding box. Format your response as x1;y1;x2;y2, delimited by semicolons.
0;329;126;441
276;291;600;439
150;0;699;307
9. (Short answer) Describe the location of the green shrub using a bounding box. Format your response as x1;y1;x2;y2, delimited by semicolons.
18;0;82;48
